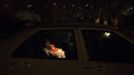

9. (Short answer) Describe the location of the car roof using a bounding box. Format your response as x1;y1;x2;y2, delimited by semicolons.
30;22;118;32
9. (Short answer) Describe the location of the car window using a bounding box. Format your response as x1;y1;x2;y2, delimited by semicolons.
82;30;134;63
11;30;78;60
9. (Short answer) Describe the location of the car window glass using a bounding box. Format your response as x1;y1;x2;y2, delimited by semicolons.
11;30;78;60
82;30;134;63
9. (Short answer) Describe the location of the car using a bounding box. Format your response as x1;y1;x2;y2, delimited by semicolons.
0;24;134;75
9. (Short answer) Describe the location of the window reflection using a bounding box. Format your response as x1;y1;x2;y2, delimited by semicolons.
82;30;134;63
104;32;111;38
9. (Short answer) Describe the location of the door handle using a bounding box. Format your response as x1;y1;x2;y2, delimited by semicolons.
95;65;106;71
20;62;32;68
84;66;95;70
85;65;106;71
9;62;31;68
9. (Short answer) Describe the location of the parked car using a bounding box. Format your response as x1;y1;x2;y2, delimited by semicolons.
0;26;134;75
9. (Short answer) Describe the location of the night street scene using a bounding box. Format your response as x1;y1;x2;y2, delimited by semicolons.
0;0;134;75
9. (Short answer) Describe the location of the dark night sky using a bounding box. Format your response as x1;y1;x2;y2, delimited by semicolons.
0;0;133;9
0;0;134;16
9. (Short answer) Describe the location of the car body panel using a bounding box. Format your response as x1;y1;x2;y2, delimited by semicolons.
79;28;134;75
0;27;134;75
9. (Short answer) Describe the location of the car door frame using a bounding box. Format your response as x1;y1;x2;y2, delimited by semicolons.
79;27;134;75
0;27;85;75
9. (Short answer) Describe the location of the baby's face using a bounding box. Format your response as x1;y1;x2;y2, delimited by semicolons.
49;44;55;50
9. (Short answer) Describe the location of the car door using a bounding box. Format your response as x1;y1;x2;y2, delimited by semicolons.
0;29;84;75
81;29;134;75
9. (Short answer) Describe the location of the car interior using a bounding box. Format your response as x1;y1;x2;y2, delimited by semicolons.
11;30;78;60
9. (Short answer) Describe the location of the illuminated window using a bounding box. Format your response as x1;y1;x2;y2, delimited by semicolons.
85;4;89;7
53;2;56;7
63;5;66;8
90;6;94;9
99;8;102;11
104;32;111;38
27;4;32;8
5;4;8;7
130;7;133;10
72;4;75;7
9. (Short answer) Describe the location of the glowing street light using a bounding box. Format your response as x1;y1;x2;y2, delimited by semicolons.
90;6;94;9
72;4;75;8
99;8;102;11
63;5;66;8
27;4;32;8
5;4;8;7
130;7;133;10
53;2;56;7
